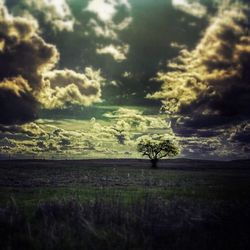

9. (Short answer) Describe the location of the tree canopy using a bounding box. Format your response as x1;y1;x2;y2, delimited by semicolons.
137;137;179;168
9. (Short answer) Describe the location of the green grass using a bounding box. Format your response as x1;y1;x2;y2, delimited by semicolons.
1;162;250;208
1;160;250;249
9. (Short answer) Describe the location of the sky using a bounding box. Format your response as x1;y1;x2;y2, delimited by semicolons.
0;0;250;160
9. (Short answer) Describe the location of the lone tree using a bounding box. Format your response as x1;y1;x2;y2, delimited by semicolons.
137;138;179;168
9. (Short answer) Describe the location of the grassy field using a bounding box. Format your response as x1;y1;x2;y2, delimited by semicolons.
0;159;250;250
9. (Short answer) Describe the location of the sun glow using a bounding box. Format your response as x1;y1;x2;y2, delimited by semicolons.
86;0;117;22
44;0;70;17
172;0;187;5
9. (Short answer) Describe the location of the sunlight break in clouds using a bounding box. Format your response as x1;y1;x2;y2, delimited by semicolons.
1;0;250;160
86;0;130;22
85;0;132;61
0;108;175;159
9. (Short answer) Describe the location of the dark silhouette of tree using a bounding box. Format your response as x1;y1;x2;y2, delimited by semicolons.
137;138;179;168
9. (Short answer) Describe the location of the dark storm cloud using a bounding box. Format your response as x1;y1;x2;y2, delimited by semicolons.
147;0;250;157
0;15;58;91
112;0;210;104
151;0;250;116
0;4;58;124
0;2;105;124
150;1;250;124
8;0;209;106
229;122;250;144
0;77;38;124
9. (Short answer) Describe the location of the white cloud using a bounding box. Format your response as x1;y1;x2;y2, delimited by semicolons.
86;0;130;22
86;0;117;22
84;0;132;62
40;68;105;109
96;44;129;61
172;0;207;18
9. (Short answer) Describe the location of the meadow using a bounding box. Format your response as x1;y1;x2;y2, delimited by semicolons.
0;159;250;250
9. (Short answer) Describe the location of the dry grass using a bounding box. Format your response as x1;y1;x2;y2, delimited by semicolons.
1;197;250;250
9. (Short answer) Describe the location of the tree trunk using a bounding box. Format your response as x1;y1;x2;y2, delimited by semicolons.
150;158;158;169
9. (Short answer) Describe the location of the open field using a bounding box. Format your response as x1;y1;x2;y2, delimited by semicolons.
0;159;250;250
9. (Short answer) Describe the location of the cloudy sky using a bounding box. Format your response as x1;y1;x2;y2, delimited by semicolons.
0;0;249;160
